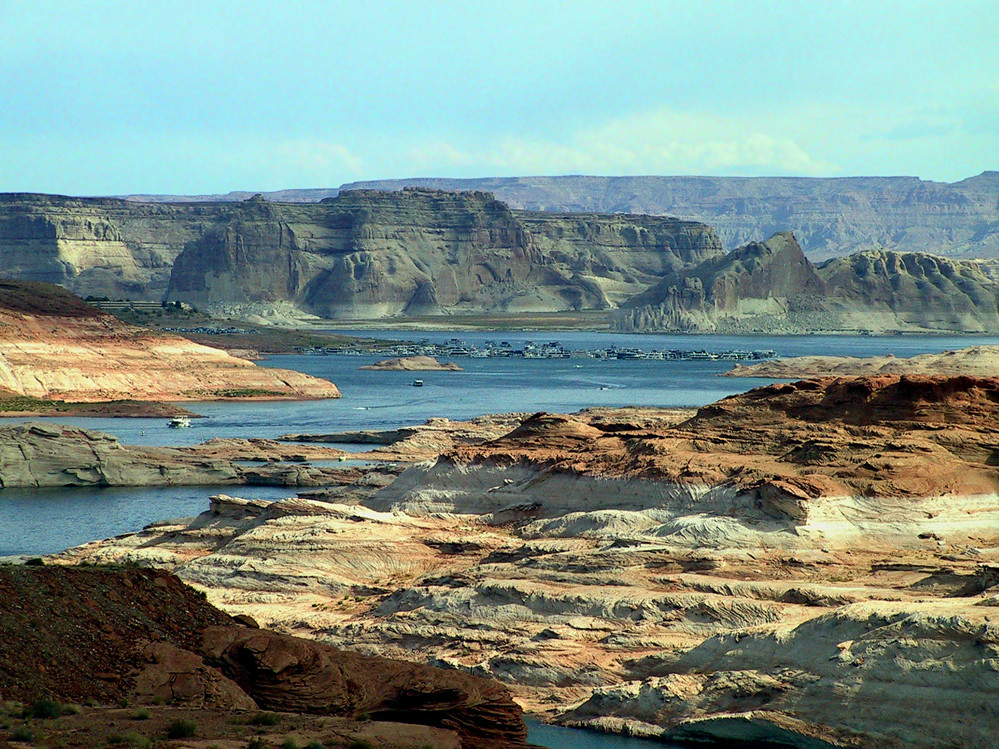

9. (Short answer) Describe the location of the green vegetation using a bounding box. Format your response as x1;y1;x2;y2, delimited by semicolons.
26;699;62;719
165;718;198;739
348;741;372;749
281;738;299;749
0;396;77;414
108;731;152;748
10;725;33;743
249;712;282;726
246;738;267;749
129;707;151;720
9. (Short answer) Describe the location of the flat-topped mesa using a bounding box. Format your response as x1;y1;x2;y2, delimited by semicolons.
0;279;340;403
0;189;724;318
167;188;721;318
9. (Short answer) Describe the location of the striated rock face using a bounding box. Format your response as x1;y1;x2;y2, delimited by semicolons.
0;189;723;318
617;233;999;333
63;378;999;748
0;565;530;749
340;172;999;260
727;344;999;378
0;194;232;301
7;189;999;331
166;189;719;318
0;279;339;402
360;355;463;371
0;422;358;488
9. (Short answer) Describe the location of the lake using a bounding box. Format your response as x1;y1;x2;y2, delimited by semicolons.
3;330;997;556
3;329;993;748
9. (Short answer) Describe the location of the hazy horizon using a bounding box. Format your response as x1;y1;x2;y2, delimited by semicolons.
3;0;996;194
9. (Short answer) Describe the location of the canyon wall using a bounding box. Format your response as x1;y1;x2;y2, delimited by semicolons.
341;172;999;259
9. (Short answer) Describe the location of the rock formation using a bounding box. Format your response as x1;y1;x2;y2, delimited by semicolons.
60;377;999;748
7;188;999;331
0;279;339;402
360;355;463;371
0;423;360;488
340;172;999;259
165;189;719;318
0;565;530;749
0;189;721;317
727;344;999;378
616;233;999;333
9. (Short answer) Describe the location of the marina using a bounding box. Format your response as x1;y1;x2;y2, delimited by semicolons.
301;336;779;362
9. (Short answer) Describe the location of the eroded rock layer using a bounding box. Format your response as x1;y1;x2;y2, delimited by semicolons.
0;280;339;402
616;233;999;333
342;172;999;259
61;377;999;748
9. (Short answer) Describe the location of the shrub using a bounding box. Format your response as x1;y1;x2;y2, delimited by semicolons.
246;739;267;749
11;725;33;743
28;699;62;719
166;719;197;739
108;732;151;748
305;742;325;749
130;708;151;721
249;713;282;726
281;739;298;749
348;741;372;749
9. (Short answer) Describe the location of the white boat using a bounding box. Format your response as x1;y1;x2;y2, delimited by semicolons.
167;415;192;428
412;379;424;387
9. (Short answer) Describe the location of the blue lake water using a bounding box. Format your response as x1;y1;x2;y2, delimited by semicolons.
527;719;677;748
2;330;993;746
3;331;997;557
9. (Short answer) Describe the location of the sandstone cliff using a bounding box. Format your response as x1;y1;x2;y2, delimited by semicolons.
341;172;999;259
727;344;999;378
166;189;720;318
0;280;339;402
616;233;999;333
0;190;721;318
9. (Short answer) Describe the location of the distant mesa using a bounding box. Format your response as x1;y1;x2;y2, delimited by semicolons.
360;355;463;371
3;185;999;333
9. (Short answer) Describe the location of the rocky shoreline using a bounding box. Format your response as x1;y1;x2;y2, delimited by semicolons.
51;376;999;748
0;565;532;749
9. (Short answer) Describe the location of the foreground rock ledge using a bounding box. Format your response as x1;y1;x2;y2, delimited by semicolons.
0;565;531;749
60;376;999;749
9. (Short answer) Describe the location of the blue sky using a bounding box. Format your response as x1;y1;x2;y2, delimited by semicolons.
2;0;996;194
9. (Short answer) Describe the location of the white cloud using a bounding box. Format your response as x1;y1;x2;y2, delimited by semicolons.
401;106;839;177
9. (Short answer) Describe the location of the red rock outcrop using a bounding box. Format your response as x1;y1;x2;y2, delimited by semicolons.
0;566;531;749
448;375;999;502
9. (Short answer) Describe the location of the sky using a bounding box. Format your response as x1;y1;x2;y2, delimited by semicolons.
1;0;997;194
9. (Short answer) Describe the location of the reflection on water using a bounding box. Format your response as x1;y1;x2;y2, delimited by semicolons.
0;484;296;557
527;719;680;748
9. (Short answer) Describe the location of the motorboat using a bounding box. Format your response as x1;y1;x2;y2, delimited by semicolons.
167;415;192;428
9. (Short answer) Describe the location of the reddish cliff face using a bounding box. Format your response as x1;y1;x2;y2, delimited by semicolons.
0;566;531;749
447;375;999;503
0;280;340;402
